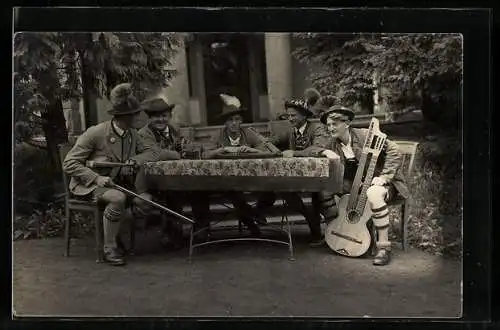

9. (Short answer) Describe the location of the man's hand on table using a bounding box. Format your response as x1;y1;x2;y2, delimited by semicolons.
321;149;340;159
282;150;295;158
222;146;261;154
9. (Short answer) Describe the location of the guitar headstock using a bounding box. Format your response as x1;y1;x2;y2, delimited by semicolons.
363;118;387;156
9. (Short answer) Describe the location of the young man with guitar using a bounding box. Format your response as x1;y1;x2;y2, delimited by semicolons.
318;106;410;266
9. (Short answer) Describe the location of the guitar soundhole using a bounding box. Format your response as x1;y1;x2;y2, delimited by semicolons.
346;209;361;224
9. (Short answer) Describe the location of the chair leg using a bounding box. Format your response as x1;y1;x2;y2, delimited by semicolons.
129;215;136;255
64;210;71;257
402;202;409;252
95;209;105;263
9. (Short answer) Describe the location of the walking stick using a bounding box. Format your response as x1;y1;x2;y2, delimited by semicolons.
110;182;195;225
86;161;133;168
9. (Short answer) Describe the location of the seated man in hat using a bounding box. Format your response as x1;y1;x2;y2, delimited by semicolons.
198;93;271;236
317;106;409;266
63;83;160;266
255;89;339;247
138;97;201;248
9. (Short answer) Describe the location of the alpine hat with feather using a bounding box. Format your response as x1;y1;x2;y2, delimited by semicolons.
107;83;142;116
141;97;176;116
218;94;246;122
282;88;329;118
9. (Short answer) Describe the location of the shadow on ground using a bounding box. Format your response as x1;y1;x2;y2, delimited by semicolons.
13;225;462;318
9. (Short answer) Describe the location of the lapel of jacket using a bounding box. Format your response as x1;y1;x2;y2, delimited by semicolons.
351;128;365;160
126;129;137;159
331;138;346;163
289;127;296;150
104;121;122;162
303;121;314;147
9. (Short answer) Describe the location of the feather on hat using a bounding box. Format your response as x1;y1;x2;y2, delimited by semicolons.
218;93;246;122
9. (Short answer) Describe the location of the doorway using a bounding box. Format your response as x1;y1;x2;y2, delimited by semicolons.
200;34;253;125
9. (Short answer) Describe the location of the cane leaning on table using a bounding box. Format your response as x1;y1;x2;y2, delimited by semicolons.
62;83;160;266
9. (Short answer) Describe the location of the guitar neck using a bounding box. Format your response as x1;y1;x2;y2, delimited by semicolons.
355;159;378;214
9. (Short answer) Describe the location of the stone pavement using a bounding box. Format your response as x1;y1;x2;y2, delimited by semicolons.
12;226;461;318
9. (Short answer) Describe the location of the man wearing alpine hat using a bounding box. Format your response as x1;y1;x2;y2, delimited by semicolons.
63;83;160;266
199;93;272;236
318;105;410;266
255;88;339;247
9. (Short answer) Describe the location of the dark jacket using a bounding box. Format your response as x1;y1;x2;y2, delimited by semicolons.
269;121;330;157
320;127;410;199
138;123;183;160
202;127;268;159
63;120;159;196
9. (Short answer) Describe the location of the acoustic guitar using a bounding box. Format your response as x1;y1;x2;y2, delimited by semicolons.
325;118;387;257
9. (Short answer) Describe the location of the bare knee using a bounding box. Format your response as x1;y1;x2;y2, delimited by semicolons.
366;185;387;203
101;189;127;206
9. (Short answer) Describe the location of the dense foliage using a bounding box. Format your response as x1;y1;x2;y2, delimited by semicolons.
293;33;462;129
14;32;183;155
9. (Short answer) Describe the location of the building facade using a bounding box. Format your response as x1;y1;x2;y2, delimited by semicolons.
66;33;391;131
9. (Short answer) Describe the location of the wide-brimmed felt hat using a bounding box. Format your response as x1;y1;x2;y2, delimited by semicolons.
107;83;142;116
320;105;356;124
218;94;246;122
141;97;176;116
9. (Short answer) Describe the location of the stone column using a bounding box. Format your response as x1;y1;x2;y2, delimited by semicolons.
264;33;293;120
159;42;191;127
187;38;207;125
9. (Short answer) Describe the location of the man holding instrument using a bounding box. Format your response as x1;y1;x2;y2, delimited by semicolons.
255;89;340;247
318;106;410;266
63;83;159;266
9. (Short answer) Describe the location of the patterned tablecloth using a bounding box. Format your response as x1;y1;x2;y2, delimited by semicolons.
144;157;343;192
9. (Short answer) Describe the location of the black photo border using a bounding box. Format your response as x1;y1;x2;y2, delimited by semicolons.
6;6;494;330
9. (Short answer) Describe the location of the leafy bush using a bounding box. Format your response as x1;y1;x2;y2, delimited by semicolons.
14;142;62;215
405;136;462;258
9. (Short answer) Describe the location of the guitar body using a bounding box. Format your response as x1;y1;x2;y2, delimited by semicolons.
324;118;387;258
325;194;372;257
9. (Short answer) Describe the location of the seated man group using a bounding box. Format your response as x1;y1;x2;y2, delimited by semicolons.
63;82;407;267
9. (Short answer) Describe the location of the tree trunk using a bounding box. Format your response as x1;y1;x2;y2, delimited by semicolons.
41;98;68;173
77;35;100;129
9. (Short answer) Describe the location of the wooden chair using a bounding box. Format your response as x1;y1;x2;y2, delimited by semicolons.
58;143;135;263
370;140;419;253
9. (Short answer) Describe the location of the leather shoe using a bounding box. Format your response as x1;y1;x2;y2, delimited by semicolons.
104;248;127;266
373;248;391;266
309;236;326;248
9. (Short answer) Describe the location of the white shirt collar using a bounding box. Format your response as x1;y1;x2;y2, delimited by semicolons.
340;132;355;159
228;135;241;146
340;132;351;147
295;122;307;136
163;125;170;135
112;120;126;137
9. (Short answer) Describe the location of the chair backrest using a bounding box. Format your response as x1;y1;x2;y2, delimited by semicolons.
393;140;419;178
58;143;75;197
267;120;292;138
